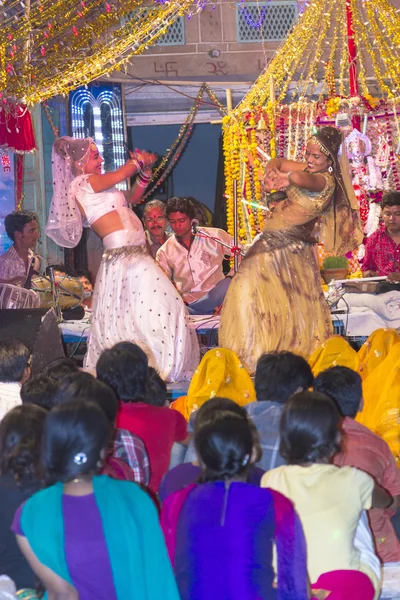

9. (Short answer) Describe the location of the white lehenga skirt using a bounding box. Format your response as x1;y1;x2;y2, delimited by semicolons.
84;238;200;382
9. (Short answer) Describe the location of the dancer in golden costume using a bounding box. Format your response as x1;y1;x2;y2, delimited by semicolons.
219;126;362;373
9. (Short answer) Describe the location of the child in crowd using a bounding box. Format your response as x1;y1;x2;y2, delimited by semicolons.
159;398;264;502
55;371;150;485
0;405;46;590
12;400;179;600
161;400;308;600
0;341;31;421
262;391;391;600
97;342;188;493
314;365;400;563
20;375;59;411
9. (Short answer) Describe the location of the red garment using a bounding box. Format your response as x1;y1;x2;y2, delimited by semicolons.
116;401;187;493
333;417;400;563
362;226;400;275
101;454;136;482
311;570;374;600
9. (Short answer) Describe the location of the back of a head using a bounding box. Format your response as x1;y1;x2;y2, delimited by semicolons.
0;404;47;488
194;397;248;435
195;414;253;482
314;366;362;418
96;343;148;402
279;391;340;465
21;374;59;411
56;371;118;423
0;340;30;383
255;351;314;403
45;264;67;277
42;400;111;484
166;197;196;220
4;211;37;242
146;367;167;407
43;357;79;381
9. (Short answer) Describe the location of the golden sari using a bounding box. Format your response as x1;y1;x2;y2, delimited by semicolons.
219;174;335;373
171;347;255;420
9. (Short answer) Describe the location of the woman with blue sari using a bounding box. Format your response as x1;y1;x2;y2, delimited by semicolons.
12;400;179;600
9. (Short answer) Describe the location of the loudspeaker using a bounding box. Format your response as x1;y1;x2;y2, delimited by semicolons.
0;308;65;376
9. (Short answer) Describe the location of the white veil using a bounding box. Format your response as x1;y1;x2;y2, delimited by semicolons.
45;136;93;248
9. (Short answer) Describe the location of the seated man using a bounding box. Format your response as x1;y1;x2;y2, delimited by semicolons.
362;191;400;282
0;211;40;287
314;365;400;564
142;200;171;259
74;268;93;310
156;197;234;314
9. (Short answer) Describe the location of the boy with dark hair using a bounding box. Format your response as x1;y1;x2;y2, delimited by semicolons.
245;351;314;472
0;340;31;420
0;211;40;286
314;365;400;563
96;342;188;493
157;196;234;314
20;374;59;411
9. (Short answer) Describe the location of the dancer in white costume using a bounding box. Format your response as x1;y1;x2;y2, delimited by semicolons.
46;137;199;381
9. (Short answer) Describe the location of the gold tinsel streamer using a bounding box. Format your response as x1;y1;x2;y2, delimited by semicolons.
0;1;209;105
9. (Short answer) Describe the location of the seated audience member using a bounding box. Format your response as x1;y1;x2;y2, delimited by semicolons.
357;341;400;465
156;197;235;314
262;391;391;600
44;264;67;278
161;409;308;600
0;405;46;590
142;200;171;259
245;351;314;472
174;348;255;422
13;400;180;600
174;348;255;464
56;372;150;485
97;343;188;493
0;211;40;287
358;328;400;380
160;398;263;503
314;365;400;563
308;335;360;377
20;374;59;411
146;367;168;406
362;191;400;281
0;341;31;421
42;357;79;381
73;268;93;310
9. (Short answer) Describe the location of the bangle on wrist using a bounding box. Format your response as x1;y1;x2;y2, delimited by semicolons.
287;170;292;183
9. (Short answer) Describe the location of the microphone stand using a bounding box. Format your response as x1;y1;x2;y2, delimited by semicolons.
192;226;245;257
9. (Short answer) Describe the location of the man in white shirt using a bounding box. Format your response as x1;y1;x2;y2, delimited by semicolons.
0;340;31;421
156;197;234;314
0;211;40;288
142;200;171;259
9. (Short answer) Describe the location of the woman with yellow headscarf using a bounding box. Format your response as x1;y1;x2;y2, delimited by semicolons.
358;328;400;380
308;336;360;378
171;348;255;421
357;343;400;465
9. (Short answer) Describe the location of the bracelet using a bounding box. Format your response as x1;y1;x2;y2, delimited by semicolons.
127;158;140;172
287;170;292;182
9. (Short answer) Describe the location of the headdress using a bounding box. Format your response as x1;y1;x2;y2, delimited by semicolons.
310;126;363;255
45;136;95;248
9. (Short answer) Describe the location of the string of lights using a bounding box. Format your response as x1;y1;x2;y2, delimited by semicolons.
0;0;212;105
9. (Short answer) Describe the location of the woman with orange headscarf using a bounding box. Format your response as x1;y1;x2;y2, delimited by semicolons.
358;328;400;380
